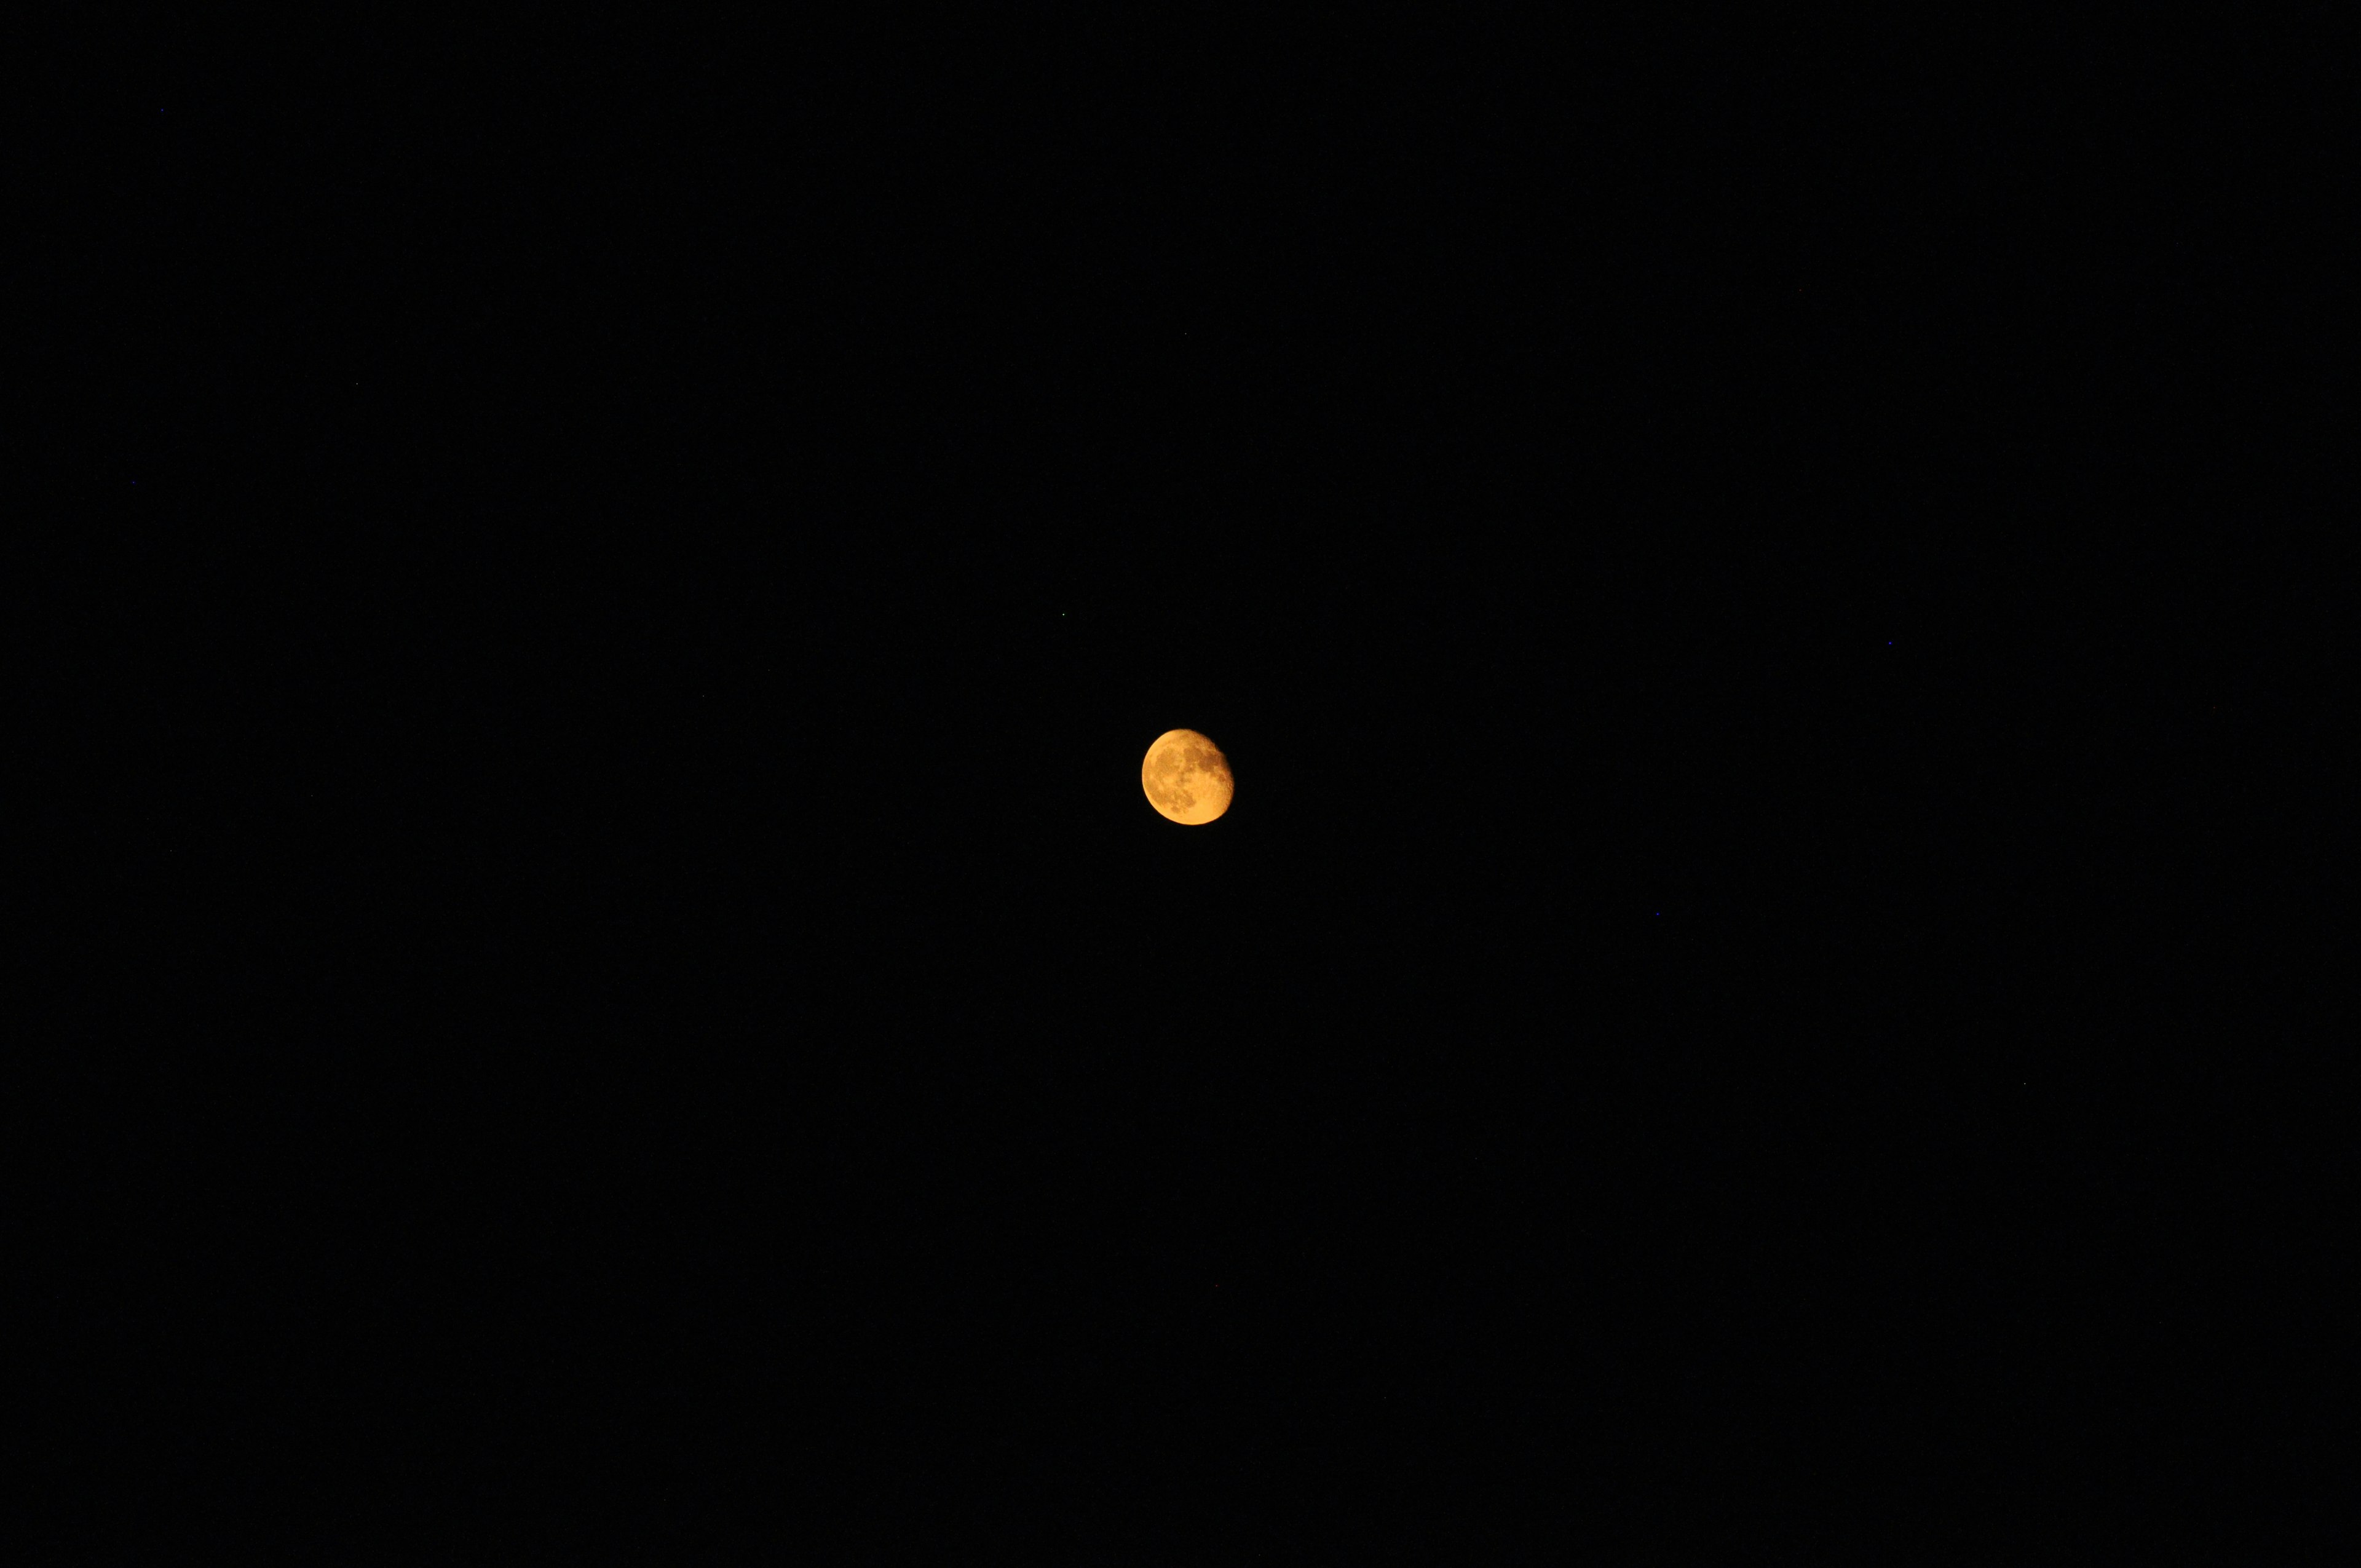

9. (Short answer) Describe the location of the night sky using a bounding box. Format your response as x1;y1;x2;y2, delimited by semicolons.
39;16;2336;1559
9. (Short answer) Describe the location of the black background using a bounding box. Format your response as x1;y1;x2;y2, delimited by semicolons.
31;14;2340;1559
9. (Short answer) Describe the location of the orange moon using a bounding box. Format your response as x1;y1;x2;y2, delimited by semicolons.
1141;729;1234;825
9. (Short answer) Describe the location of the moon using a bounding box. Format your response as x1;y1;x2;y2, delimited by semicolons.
1142;729;1234;825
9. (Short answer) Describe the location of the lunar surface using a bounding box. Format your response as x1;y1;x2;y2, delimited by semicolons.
1142;729;1234;825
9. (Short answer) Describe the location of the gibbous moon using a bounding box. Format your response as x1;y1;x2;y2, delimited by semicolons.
1142;729;1234;825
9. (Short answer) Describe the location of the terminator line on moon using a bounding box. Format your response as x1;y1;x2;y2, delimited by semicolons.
1142;729;1234;825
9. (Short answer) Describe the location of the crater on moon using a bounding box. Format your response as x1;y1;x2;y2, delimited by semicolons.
1142;729;1234;825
